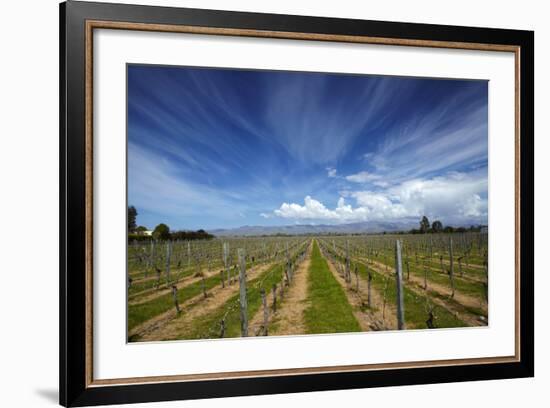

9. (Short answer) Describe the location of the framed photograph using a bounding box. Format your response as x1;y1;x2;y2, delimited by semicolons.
60;1;534;406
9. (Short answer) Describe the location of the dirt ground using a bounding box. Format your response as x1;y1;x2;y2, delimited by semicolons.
131;262;274;341
366;258;486;326
265;244;312;336
129;266;221;306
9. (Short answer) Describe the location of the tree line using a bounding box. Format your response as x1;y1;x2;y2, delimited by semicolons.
406;216;485;234
128;206;214;242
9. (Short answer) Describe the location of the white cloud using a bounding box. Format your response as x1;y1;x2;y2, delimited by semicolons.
274;196;368;222
269;170;487;225
326;167;337;178
345;171;381;183
384;171;487;221
373;180;390;188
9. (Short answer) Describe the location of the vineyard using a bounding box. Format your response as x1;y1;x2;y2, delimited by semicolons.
127;232;488;342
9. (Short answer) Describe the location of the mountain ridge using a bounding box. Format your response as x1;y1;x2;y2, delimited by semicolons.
208;220;417;236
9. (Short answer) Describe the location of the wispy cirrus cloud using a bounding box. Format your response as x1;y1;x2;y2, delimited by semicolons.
345;171;381;183
364;83;488;183
128;65;488;229
260;74;419;165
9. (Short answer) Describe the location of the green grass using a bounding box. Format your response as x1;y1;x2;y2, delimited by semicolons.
128;270;224;333
357;262;467;329
369;252;487;300
128;271;190;298
159;242;309;340
128;258;267;333
422;257;486;279
427;288;486;317
381;248;487;279
128;264;218;299
322;242;467;329
303;241;361;334
129;240;309;341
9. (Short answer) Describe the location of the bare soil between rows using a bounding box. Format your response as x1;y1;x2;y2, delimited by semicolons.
263;244;312;337
130;262;274;341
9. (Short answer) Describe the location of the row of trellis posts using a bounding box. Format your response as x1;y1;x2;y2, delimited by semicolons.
165;239;306;338
236;242;303;337
134;234;481;335
325;234;485;330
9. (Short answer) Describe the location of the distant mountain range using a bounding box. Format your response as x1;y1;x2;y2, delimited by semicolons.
208;220;418;237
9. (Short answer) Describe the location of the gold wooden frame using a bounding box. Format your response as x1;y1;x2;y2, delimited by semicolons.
84;20;521;388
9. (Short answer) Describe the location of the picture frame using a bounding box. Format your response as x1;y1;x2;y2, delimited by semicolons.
60;1;534;406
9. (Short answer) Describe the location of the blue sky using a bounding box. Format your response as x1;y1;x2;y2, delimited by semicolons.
128;65;488;231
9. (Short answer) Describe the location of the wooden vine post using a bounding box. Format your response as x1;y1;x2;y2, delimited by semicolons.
201;272;207;299
155;267;161;289
285;242;291;286
382;276;389;322
238;248;248;337
171;285;180;314
345;240;351;284
219;319;225;338
395;240;406;330
367;271;372;308
449;236;455;298
423;259;429;290
147;239;155;278
223;242;230;286
165;241;172;284
261;288;268;336
272;283;277;312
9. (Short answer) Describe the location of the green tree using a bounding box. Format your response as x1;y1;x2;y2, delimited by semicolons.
431;220;443;233
153;223;170;240
135;225;148;233
419;216;430;233
128;206;137;233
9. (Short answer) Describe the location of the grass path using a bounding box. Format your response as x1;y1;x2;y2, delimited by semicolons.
320;251;375;332
323;253;397;331
303;241;361;335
